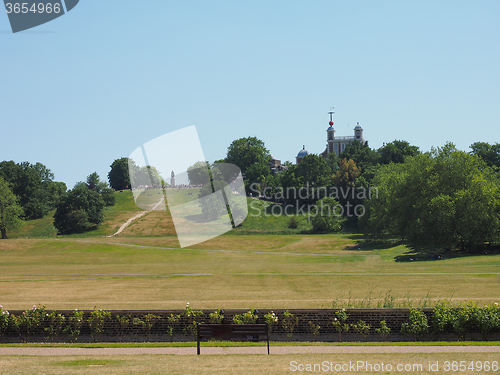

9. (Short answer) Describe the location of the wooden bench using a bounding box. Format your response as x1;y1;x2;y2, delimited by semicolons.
197;323;269;355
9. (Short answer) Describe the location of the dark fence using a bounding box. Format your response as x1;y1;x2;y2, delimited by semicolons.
0;308;498;343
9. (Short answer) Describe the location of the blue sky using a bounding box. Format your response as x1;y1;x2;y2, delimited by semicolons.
1;1;499;188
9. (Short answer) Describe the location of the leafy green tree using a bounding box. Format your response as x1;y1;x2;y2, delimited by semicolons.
365;143;500;250
53;185;105;234
0;161;63;220
225;137;270;189
187;161;211;185
378;140;420;164
86;172;115;206
311;197;344;232
108;157;133;190
470;142;500;169
339;141;380;170
0;177;23;239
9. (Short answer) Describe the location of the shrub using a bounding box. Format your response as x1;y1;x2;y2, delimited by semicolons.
165;313;181;340
451;301;478;341
308;321;320;341
44;311;66;342
0;306;10;341
282;311;298;340
64;309;84;342
264;311;278;333
209;309;224;324
401;308;429;341
353;320;371;338
288;216;299;229
233;309;258;324
139;314;160;342
16;305;46;342
183;303;203;336
116;314;131;342
88;308;111;343
374;320;391;340
332;309;350;342
431;300;453;339
475;304;500;341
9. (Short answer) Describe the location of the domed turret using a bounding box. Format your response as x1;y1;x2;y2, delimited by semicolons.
296;145;309;164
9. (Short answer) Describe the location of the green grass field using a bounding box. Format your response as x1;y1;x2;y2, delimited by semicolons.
1;190;498;310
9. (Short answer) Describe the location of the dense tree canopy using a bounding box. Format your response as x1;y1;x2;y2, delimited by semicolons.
0;161;66;220
470;142;500;169
0;177;23;239
225;137;270;190
378;140;420;164
108;157;132;190
364;143;500;251
53;185;105;234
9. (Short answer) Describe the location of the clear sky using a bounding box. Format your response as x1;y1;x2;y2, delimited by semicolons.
1;1;499;188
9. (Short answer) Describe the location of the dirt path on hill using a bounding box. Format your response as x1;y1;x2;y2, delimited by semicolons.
107;196;165;237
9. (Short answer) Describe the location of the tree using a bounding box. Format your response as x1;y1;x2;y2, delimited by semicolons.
0;161;64;220
108;157;134;190
53;185;105;234
365;143;500;251
86;172;115;206
311;197;344;232
225;137;270;189
0;177;23;239
294;154;331;204
187;161;211;185
339;141;380;170
470;142;500;169
378;140;420;164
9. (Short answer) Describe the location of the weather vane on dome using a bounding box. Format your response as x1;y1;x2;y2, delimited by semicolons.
328;107;335;125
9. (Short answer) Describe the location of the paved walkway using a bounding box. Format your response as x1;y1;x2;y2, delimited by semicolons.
0;346;498;356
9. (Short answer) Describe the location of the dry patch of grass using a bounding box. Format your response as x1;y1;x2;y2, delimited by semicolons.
0;353;498;375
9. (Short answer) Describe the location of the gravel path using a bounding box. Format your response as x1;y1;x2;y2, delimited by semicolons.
0;346;498;356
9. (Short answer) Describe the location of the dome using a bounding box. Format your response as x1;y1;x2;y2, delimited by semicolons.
297;146;309;158
354;122;363;130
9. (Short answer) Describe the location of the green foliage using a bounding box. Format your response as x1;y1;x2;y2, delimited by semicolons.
288;215;299;229
108;157;133;190
339;141;380;170
0;176;24;239
187;161;211;185
233;309;258;324
88;308;111;342
138;313;160;341
282;310;298;339
264;311;278;333
15;305;46;342
0;306;10;341
165;313;181;339
431;300;454;339
401;308;429;341
332;309;350;342
470;142;500;169
374;320;391;339
116;314;131;342
209;309;224;324
475;303;500;341
365;143;500;250
0;161;64;220
450;301;479;341
352;320;371;337
379;140;420;164
53;185;105;234
311;197;344;232
182;303;203;336
225;136;270;189
308;321;321;341
64;309;85;342
44;311;66;342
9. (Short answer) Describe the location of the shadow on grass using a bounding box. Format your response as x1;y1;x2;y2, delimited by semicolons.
343;234;404;251
394;246;499;262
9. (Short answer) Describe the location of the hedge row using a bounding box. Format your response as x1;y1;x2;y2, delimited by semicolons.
0;302;498;343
